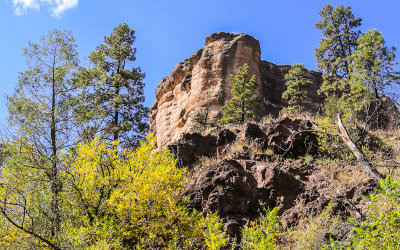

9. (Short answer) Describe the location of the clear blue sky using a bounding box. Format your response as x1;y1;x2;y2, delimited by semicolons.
1;0;400;124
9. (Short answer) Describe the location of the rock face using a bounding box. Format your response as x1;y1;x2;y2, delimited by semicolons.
167;118;318;167
184;159;304;239
364;96;400;130
184;159;376;238
263;117;318;155
150;32;322;148
167;133;217;167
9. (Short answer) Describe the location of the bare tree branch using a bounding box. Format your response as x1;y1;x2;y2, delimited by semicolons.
336;114;385;181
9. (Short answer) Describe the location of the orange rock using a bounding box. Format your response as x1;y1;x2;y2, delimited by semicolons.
150;33;322;149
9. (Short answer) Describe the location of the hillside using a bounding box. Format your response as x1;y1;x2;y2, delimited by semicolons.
150;32;400;248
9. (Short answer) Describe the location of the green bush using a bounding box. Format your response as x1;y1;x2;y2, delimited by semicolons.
240;207;281;250
349;175;400;249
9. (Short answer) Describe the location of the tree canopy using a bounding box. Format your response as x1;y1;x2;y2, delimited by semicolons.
3;29;79;248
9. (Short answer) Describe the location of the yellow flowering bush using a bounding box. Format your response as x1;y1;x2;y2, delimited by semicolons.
66;134;221;249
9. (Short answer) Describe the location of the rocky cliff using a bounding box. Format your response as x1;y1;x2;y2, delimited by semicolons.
150;32;322;148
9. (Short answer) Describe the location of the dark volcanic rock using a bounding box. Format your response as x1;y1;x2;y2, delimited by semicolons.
363;96;400;130
184;159;303;238
263;117;318;155
239;123;268;144
167;133;217;167
217;129;237;146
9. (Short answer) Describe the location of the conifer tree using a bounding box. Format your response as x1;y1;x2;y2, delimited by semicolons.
74;23;149;148
315;4;362;98
218;64;258;124
350;29;400;98
282;63;312;111
315;4;363;117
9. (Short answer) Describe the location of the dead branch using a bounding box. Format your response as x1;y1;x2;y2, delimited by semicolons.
336;114;385;181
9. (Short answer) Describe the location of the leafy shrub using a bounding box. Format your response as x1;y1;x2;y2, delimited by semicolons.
65;134;222;249
313;115;386;161
203;212;228;249
349;175;400;249
240;207;281;250
313;116;353;160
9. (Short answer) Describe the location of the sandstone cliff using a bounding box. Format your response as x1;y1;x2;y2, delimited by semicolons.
150;32;322;148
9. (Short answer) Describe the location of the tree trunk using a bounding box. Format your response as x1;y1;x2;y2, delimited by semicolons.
113;64;121;141
337;114;385;181
50;65;60;239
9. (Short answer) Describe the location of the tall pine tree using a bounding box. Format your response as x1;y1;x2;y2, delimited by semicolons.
315;4;363;117
74;23;149;148
315;4;362;98
218;64;258;124
282;63;312;111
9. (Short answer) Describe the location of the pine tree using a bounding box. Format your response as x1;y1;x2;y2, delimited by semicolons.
218;64;258;124
282;63;312;111
315;4;363;117
350;29;400;98
74;23;149;148
315;4;362;98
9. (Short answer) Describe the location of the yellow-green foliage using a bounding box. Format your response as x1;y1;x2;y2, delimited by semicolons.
0;134;229;249
290;204;341;250
65;134;208;249
203;212;228;249
240;207;281;250
313;116;353;160
0;140;59;248
348;175;400;249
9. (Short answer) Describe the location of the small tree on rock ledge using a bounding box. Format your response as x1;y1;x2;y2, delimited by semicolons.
218;64;258;125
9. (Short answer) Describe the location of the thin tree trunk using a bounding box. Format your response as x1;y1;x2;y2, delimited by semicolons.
337;114;385;181
50;63;60;238
113;64;121;141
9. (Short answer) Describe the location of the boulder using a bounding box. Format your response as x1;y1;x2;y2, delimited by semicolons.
362;96;400;130
263;117;318;155
184;159;303;238
216;129;237;146
238;123;268;144
167;133;217;167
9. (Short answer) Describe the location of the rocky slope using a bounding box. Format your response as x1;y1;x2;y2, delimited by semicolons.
148;32;400;244
150;32;322;148
170;119;377;239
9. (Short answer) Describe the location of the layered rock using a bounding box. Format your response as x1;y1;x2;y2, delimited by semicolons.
150;32;322;148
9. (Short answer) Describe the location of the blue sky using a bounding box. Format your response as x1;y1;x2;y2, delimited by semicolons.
1;0;400;124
